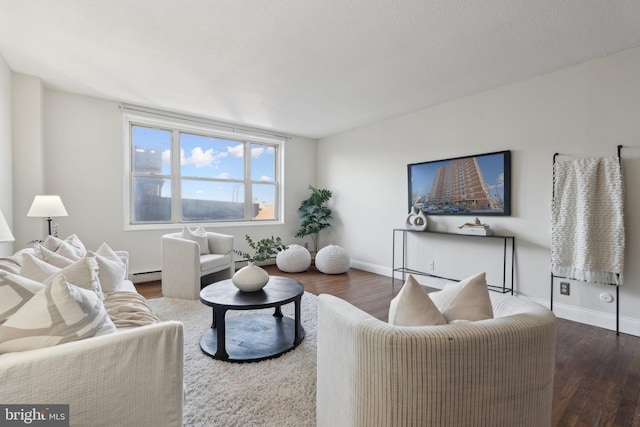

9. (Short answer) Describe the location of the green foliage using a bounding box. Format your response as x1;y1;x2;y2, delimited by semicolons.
237;235;287;263
294;185;333;252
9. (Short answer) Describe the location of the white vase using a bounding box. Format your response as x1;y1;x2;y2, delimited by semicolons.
232;261;270;292
405;206;428;231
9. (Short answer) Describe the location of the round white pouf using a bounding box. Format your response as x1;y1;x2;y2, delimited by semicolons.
276;244;312;273
315;245;351;274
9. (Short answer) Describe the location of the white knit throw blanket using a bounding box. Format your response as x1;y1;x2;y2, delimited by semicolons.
551;157;625;285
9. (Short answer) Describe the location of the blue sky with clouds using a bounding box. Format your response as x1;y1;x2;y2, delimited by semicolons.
133;126;276;204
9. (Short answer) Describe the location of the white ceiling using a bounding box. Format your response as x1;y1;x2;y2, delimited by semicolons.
1;1;640;139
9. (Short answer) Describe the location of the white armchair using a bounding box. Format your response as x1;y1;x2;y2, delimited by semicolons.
317;292;557;427
161;231;235;299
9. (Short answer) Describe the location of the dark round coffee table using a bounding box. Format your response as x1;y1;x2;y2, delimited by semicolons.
199;276;305;362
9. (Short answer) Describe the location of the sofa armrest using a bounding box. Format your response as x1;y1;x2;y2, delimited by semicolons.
0;321;184;427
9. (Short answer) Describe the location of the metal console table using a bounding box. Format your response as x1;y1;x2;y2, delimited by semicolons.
392;228;515;294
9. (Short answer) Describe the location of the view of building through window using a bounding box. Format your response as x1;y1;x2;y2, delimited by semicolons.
129;118;280;225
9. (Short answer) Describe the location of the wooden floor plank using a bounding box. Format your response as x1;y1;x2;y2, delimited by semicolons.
135;266;640;424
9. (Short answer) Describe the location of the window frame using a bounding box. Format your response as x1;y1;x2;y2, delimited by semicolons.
123;108;285;231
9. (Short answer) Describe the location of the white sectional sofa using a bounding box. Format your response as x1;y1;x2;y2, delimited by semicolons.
0;244;184;427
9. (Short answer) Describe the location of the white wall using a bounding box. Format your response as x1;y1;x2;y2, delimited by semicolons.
0;53;12;256
11;88;317;274
318;46;640;335
11;73;45;246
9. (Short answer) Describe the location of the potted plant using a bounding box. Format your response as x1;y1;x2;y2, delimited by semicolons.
295;185;333;254
232;235;287;292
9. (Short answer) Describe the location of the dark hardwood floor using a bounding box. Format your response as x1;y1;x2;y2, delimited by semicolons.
136;266;640;427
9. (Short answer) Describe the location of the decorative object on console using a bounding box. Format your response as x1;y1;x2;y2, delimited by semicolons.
404;205;428;231
408;150;511;216
276;244;312;273
27;195;68;236
457;217;492;236
315;244;350;275
232;235;286;292
0;209;15;242
295;185;333;253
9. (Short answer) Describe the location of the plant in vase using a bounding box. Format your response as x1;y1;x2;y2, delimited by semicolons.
232;235;287;292
295;185;333;254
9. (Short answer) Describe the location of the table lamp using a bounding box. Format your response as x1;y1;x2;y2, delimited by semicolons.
27;195;68;236
0;208;15;242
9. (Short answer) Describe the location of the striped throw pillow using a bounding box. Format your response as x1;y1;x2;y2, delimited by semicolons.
0;271;46;323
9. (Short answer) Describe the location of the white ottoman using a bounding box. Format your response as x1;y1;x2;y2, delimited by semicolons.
315;245;350;274
276;244;312;273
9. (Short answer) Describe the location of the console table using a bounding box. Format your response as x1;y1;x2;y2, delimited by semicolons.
392;228;515;294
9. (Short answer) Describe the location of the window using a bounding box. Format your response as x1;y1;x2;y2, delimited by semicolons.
124;108;284;228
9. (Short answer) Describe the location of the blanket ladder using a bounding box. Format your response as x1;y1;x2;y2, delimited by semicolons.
550;145;622;335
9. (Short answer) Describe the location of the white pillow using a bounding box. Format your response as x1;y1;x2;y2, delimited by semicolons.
43;257;102;297
388;275;446;326
20;253;60;282
0;271;46;323
181;226;210;255
37;245;74;268
0;275;116;354
21;254;102;297
41;234;87;260
87;243;126;294
439;272;494;322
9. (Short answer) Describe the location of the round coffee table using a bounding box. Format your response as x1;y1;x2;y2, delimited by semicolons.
199;276;305;362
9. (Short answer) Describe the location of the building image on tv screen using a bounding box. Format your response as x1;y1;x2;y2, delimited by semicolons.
409;151;510;216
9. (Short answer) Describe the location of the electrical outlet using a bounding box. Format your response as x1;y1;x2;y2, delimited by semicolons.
427;260;435;270
560;282;570;296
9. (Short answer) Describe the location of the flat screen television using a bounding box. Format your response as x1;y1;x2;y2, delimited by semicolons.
408;150;511;216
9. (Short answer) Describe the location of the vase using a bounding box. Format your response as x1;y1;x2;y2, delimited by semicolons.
405;206;428;231
232;261;270;292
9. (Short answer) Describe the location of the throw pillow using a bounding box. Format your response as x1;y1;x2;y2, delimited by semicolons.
87;243;126;294
181;226;210;255
21;254;102;296
0;275;117;354
37;246;74;268
41;234;87;260
439;272;494;323
43;257;102;297
0;271;46;323
20;253;60;282
388;275;446;326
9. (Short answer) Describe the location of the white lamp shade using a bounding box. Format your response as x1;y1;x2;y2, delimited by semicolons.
0;209;15;242
27;195;69;218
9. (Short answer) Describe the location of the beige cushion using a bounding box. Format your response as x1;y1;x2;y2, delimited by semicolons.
87;243;127;294
0;271;46;323
0;275;116;354
181;226;210;255
388;275;446;326
439;272;494;322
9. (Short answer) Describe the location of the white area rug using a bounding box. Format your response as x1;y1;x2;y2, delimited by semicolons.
147;292;317;427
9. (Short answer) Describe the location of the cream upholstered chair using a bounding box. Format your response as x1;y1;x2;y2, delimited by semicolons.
161;231;234;299
316;291;557;427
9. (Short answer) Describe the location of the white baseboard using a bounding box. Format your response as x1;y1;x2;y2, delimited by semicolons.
350;259;640;338
130;270;162;283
